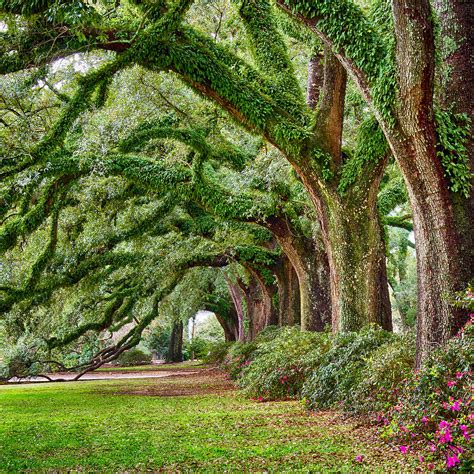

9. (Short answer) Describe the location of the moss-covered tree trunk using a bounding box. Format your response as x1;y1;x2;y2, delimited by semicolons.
389;0;468;364
239;269;277;340
273;255;301;326
320;195;392;332
167;320;184;362
434;0;474;334
275;0;469;365
266;217;331;331
247;267;279;330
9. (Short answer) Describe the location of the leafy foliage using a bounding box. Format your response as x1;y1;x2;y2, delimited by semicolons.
382;318;474;470
115;348;152;366
301;325;395;409
238;327;330;400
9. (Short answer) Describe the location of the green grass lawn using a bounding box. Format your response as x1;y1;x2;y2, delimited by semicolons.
0;369;408;472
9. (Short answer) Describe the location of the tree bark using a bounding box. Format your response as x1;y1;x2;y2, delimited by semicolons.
434;0;474;334
307;51;324;109
266;217;331;331
215;310;238;342
273;255;301;326
247;266;279;329
167;320;183;362
225;277;246;341
391;0;464;364
321;193;392;332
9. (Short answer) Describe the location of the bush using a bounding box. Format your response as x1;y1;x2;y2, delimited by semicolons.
187;337;210;360
350;334;415;413
238;327;330;400
302;325;395;409
222;340;259;380
382;317;474;471
202;341;232;365
115;348;152;367
0;339;44;381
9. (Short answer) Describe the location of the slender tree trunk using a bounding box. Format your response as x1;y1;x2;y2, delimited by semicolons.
225;277;246;341
167;320;183;362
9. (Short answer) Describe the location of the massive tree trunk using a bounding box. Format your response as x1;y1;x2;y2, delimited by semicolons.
240;274;264;341
167;320;183;362
247;266;279;329
266;217;330;331
273;255;301;326
390;0;466;364
238;268;278;340
295;46;390;333
320;194;392;332
434;0;474;334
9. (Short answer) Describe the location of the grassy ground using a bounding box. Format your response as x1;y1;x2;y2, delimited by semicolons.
0;367;409;472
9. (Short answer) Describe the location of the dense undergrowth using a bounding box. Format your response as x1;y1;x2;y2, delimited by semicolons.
209;321;473;471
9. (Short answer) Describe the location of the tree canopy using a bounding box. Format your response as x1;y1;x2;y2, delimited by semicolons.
0;0;472;377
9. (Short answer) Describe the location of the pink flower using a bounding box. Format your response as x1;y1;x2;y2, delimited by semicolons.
446;454;460;468
422;416;429;424
258;396;264;402
399;445;408;454
355;455;364;463
439;420;450;429
430;444;437;452
447;380;457;388
450;401;461;411
439;430;453;443
455;372;463;379
419;455;425;463
459;425;470;440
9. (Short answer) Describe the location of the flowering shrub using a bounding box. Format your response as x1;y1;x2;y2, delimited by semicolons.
382;317;473;470
237;327;330;400
453;285;474;311
302;326;395;409
221;340;258;380
218;319;472;470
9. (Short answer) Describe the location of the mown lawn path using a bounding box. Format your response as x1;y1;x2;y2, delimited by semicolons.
0;366;409;472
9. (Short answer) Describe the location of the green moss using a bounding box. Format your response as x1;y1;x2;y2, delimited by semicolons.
338;117;388;195
434;109;472;198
